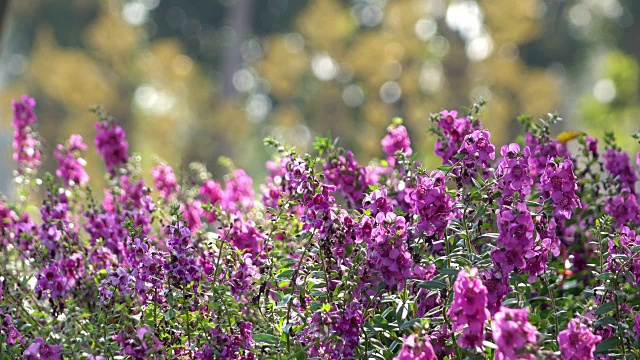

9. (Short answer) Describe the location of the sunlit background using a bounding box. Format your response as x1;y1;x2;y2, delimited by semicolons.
1;0;639;193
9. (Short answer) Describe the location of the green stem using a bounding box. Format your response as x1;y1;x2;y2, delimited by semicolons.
183;288;192;357
542;276;559;346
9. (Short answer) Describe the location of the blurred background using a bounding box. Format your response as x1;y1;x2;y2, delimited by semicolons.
1;0;640;193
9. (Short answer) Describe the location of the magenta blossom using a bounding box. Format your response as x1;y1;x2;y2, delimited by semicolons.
23;337;63;360
95;118;129;176
55;134;89;186
540;158;581;219
492;307;538;359
394;334;437;360
448;268;490;349
557;318;601;360
382;124;413;158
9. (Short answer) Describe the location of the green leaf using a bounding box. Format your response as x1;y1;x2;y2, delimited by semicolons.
437;165;451;172
597;272;614;280
528;296;550;303
595;336;620;353
253;333;281;346
594;316;617;327
440;268;459;276
595;302;615;315
399;318;421;330
417;280;447;289
396;303;408;324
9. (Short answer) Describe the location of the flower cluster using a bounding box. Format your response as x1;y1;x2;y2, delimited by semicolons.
604;148;637;192
540;157;581;219
5;95;640;359
297;301;363;359
198;322;256;360
434;110;474;165
524;133;569;177
54;134;89;187
1;313;24;346
447;268;490;349
381;123;413;160
557;318;601;360
394;334;437;360
23;337;63;360
458;129;495;170
11;95;42;175
367;212;413;288
151;164;180;200
164;219;200;286
95;116;129;176
323;150;369;205
496;143;533;204
604;188;639;225
408;171;453;242
492;202;535;274
492;307;538;359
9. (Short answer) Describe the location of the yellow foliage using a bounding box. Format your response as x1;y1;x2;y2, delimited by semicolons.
85;8;140;74
29;28;116;110
260;35;309;100
480;0;541;45
296;0;355;57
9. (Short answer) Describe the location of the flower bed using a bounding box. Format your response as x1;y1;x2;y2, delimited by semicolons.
1;95;640;359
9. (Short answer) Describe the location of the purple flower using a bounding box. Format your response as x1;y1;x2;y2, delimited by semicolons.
394;334;437;360
205;322;255;359
324;150;369;206
222;216;265;259
12;95;42;175
604;188;639;225
367;212;413;288
23;337;62;360
479;269;510;315
382;124;413;158
95;118;129;176
633;313;640;338
363;186;394;216
540;158;581;219
35;262;71;299
447;268;490;349
223;169;255;211
492;307;537;359
152;164;180;200
524;133;569;177
491;202;535;274
12;95;37;128
55;134;89;186
496;144;533;203
557;318;601;360
604;149;637;192
1;314;24;345
164;220;201;286
297;301;363;359
435;110;475;165
229;253;259;299
585;136;599;158
408;171;453;241
459;129;495;166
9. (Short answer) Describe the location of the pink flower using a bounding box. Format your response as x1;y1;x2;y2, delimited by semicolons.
448;268;490;349
23;337;62;360
557;318;601;360
492;307;537;359
394;334;437;360
95;118;129;176
382;124;413;158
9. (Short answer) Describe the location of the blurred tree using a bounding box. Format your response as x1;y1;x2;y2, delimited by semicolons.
0;0;638;195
